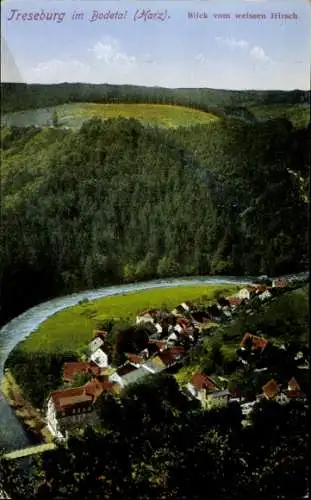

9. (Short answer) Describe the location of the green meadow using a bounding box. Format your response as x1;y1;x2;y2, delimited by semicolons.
17;284;239;355
56;103;220;128
2;103;219;130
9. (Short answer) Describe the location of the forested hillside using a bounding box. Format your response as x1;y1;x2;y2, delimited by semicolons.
0;116;309;325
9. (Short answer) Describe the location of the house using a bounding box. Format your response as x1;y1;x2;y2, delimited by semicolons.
88;336;104;354
46;379;114;440
240;333;268;353
89;348;108;368
108;362;138;388
186;372;229;406
120;366;151;387
124;353;144;367
136;310;156;325
153;346;185;369
227;297;243;310
207;389;230;402
272;279;288;288
258;289;272;301
235;286;255;301
63;362;100;383
283;376;307;400
253;284;270;294
229;388;247;403
262;379;280;400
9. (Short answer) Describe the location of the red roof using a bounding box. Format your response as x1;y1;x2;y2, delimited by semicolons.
50;387;93;414
84;378;113;402
191;373;218;392
262;379;280;399
93;330;108;338
50;378;114;414
240;333;268;352
177;318;190;328
124;353;144;365
158;346;185;366
228;297;243;306
287;376;301;392
63;362;100;382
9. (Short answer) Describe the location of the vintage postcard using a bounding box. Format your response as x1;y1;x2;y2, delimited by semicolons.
0;0;310;498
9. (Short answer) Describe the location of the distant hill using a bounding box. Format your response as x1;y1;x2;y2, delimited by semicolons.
1;82;310;127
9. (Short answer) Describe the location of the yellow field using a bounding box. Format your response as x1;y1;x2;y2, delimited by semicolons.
55;103;219;128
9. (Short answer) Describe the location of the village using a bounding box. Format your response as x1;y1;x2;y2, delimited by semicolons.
45;276;309;441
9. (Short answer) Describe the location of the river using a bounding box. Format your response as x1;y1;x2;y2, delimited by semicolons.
1;273;306;452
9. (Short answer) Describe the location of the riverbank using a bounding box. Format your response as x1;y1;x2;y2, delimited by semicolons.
9;284;239;357
0;371;53;444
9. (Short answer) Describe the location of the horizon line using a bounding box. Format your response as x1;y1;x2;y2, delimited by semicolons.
1;81;310;93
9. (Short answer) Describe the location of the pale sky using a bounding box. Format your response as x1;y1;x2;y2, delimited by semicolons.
1;0;310;90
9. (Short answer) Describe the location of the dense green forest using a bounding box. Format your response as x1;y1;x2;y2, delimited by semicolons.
1;82;310;126
0;114;309;325
0;373;308;499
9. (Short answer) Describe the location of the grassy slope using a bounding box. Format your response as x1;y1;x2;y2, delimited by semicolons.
57;103;220;128
6;103;220;129
17;285;239;355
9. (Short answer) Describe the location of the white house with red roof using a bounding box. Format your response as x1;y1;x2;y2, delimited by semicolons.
186;372;229;406
46;379;115;440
